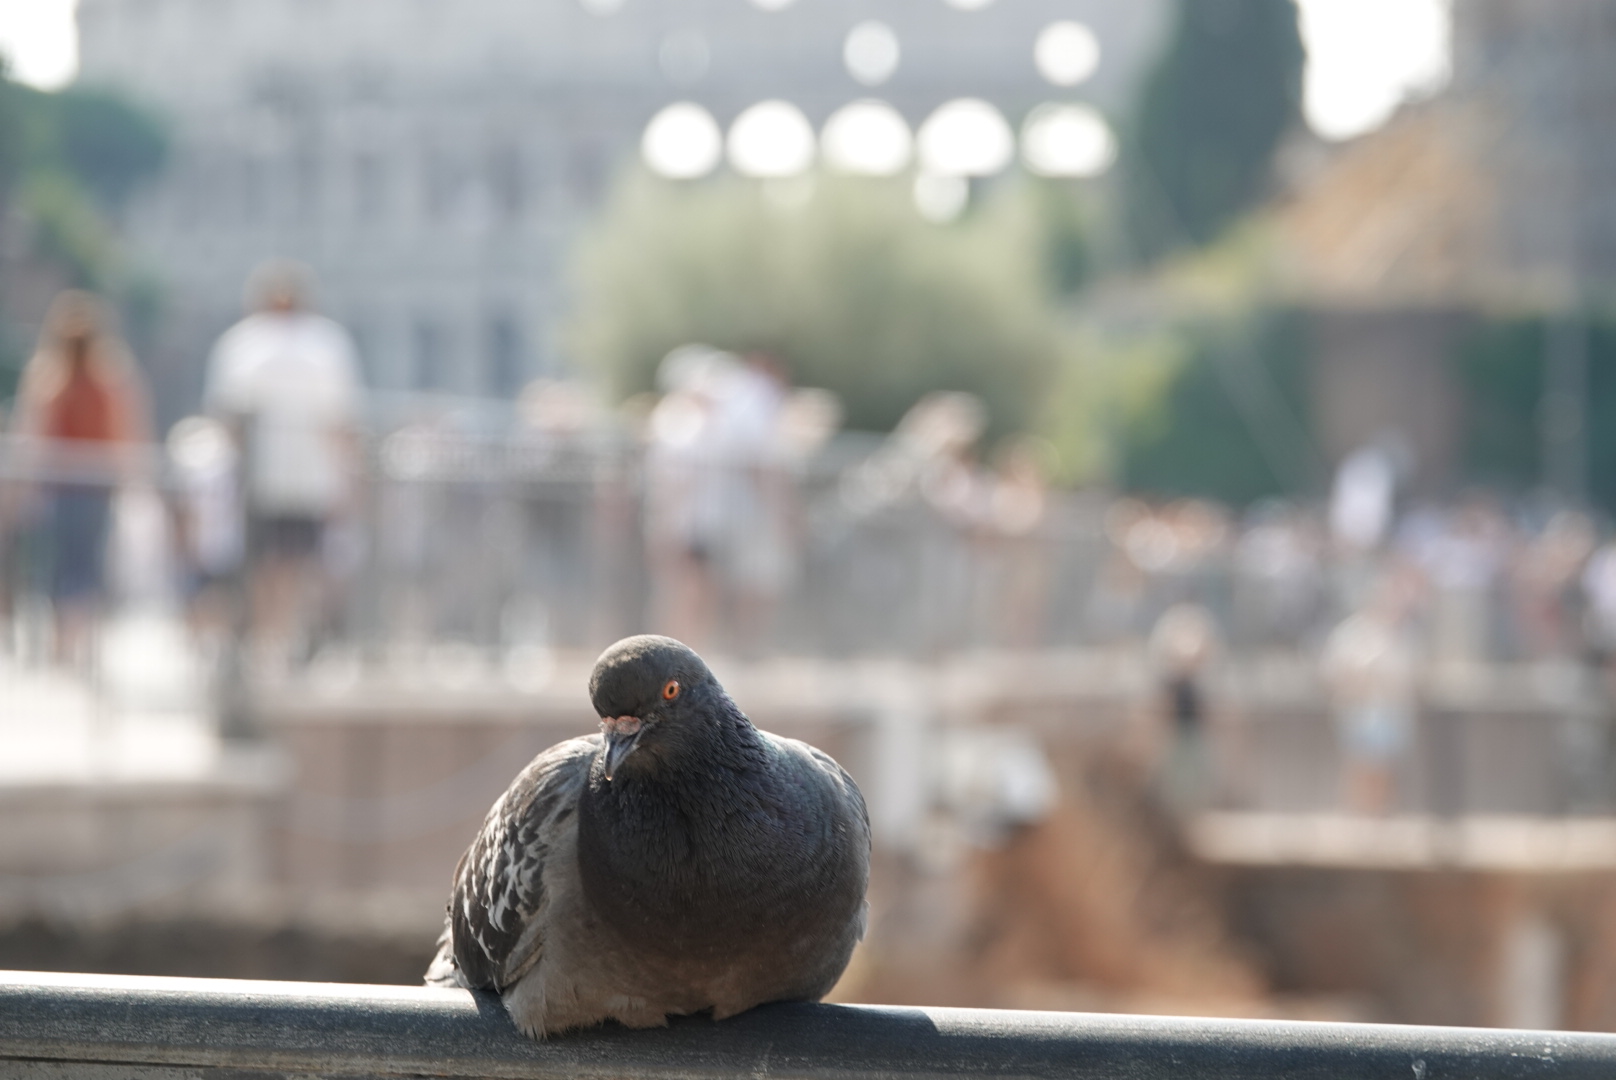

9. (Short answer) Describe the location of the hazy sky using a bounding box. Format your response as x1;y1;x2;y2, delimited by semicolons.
0;0;1450;142
0;0;75;89
1297;0;1450;141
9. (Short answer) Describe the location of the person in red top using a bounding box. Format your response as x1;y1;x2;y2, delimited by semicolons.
9;291;152;664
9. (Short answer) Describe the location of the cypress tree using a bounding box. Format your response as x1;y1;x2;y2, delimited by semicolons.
1124;0;1304;261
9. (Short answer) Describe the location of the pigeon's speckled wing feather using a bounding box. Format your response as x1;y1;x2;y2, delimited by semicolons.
428;735;598;991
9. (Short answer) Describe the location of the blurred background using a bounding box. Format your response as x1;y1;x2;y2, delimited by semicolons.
1;0;1613;1032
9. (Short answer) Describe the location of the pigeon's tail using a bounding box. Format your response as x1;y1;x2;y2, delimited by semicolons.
424;921;469;989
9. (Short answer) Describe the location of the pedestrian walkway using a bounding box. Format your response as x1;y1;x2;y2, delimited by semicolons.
0;610;215;784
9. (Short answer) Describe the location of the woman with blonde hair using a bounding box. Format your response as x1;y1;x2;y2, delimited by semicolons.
8;291;152;663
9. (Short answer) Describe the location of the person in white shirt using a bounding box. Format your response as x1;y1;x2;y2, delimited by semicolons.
203;260;361;667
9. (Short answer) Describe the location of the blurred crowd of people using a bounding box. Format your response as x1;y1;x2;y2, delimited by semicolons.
3;291;153;665
6;269;1616;762
642;346;828;652
1118;457;1616;815
0;262;361;677
1101;487;1613;671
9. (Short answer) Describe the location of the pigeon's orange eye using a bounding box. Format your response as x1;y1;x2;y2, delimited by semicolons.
662;680;680;701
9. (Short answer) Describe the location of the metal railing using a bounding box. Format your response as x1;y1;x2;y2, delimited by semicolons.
4;423;1616;818
2;970;1614;1079
0;423;1604;667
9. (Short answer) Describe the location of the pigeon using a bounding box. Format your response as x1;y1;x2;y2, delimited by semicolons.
425;634;871;1038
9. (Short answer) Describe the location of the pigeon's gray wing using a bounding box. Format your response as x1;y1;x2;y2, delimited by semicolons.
781;736;871;848
766;731;873;931
805;742;872;931
808;744;870;834
440;735;599;991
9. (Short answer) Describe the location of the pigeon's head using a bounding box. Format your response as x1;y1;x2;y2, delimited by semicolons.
588;634;722;781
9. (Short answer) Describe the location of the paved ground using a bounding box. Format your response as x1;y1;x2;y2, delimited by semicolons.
0;610;218;786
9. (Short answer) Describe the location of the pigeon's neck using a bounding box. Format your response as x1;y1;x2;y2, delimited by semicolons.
606;701;768;817
677;701;766;774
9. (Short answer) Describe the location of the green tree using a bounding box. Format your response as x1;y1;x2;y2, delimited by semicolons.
1121;309;1319;504
53;87;169;211
1453;313;1616;513
1123;0;1303;262
1024;178;1094;297
0;62;25;201
0;68;169;388
569;174;1068;439
0;77;166;209
1452;317;1545;494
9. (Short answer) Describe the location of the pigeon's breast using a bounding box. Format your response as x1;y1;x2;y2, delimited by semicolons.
576;759;866;974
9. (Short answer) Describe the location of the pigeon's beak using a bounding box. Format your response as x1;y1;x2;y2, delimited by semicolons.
601;716;644;781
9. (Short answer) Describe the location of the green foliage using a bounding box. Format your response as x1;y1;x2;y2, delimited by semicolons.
1122;308;1616;513
0;64;25;200
1123;0;1304;262
0;78;167;212
1024;179;1094;297
1589;320;1616;513
1038;328;1185;487
0;69;169;366
1120;308;1316;504
20;169;118;288
53;87;169;210
568;173;1068;439
0;305;22;401
1452;313;1616;512
1451;317;1545;492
